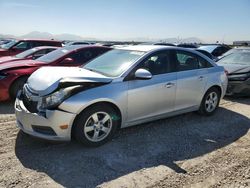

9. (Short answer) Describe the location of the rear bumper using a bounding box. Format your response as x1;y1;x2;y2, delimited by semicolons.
226;78;250;96
15;96;77;141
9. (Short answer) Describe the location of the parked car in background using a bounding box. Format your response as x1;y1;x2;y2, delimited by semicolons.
15;45;227;146
198;44;231;57
65;41;95;46
195;49;218;61
0;46;58;64
217;51;250;96
153;42;176;46
177;43;199;48
0;45;111;101
0;39;62;57
218;47;250;59
0;39;14;45
140;42;175;46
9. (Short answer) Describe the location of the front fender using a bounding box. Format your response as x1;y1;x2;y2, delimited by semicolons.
58;82;128;126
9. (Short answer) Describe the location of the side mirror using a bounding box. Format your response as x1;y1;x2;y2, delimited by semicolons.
61;57;74;64
135;68;152;80
26;55;33;59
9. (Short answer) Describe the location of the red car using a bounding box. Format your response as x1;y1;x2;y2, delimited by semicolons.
0;45;111;101
0;46;59;64
0;39;62;57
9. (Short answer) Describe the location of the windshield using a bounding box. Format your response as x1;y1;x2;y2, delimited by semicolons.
15;48;39;58
84;49;145;77
0;40;18;49
37;48;69;63
218;52;250;65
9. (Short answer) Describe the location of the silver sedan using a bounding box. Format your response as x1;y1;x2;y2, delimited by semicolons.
15;45;228;146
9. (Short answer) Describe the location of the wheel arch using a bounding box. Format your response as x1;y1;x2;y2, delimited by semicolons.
8;75;29;98
71;101;123;138
205;85;222;98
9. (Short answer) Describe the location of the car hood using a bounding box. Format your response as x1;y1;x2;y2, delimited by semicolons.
27;67;112;96
0;48;7;52
218;63;250;74
0;60;44;71
0;56;19;64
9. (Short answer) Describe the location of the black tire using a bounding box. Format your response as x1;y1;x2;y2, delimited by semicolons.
198;87;221;116
9;77;28;100
73;104;120;147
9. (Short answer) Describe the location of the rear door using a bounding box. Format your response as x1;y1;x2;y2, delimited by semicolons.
173;50;209;110
127;50;177;123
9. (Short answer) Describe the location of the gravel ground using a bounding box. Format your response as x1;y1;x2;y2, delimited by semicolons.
0;97;249;188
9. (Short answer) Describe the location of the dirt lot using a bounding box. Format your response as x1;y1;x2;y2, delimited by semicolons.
0;98;249;188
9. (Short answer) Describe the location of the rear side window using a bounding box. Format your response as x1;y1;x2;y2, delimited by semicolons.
175;50;212;71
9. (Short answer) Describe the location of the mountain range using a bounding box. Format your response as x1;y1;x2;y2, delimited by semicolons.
0;31;203;43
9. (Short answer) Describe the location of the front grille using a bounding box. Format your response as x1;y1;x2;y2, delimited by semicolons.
20;84;38;113
21;91;39;113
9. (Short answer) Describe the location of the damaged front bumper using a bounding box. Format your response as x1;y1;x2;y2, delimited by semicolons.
15;94;77;141
226;78;250;96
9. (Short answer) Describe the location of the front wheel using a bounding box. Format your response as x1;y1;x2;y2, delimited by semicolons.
198;87;221;116
73;104;120;147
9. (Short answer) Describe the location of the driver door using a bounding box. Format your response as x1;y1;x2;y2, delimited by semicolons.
126;50;177;124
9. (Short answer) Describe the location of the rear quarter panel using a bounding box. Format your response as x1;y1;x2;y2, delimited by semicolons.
205;66;228;98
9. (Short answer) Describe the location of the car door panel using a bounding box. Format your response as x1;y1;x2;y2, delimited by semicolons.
127;72;176;123
174;50;209;111
175;69;207;110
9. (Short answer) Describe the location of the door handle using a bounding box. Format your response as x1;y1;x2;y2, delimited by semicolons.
165;82;175;88
198;76;204;81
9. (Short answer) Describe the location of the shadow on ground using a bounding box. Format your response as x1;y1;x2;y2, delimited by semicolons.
224;96;250;105
15;106;250;188
0;101;15;114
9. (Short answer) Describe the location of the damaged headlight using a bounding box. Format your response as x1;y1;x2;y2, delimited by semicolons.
40;86;79;109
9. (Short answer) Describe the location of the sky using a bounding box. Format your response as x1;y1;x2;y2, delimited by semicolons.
0;0;250;43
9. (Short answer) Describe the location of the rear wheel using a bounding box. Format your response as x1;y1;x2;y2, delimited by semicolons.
73;104;120;147
198;87;221;116
9;77;28;100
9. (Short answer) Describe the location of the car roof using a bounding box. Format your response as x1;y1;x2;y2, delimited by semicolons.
33;46;60;50
18;39;62;42
62;45;109;51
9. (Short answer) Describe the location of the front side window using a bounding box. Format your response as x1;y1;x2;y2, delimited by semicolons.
137;51;172;75
84;49;145;77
